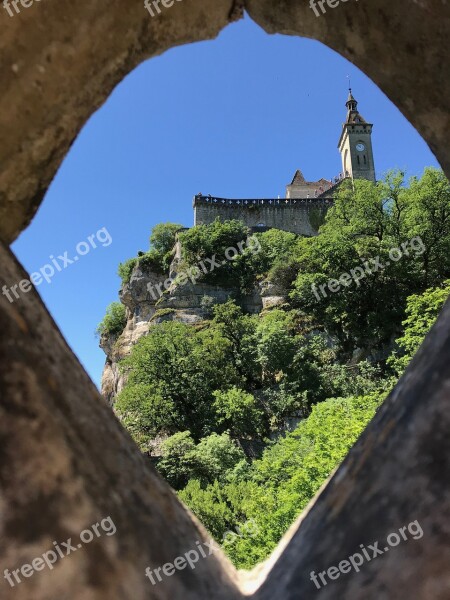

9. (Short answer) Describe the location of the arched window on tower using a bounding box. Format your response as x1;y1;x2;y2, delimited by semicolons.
357;155;360;165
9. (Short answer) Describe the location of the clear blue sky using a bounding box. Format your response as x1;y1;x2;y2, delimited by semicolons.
12;16;440;388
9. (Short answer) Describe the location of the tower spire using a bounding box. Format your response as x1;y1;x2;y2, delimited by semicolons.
346;88;358;113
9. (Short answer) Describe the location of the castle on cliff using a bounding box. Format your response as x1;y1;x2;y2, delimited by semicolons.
193;90;376;236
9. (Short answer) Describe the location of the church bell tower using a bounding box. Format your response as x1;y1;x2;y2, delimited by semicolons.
338;90;376;183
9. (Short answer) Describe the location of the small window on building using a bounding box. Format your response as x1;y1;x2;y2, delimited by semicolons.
357;155;360;165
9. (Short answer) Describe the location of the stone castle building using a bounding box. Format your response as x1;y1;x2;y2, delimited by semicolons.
193;90;376;236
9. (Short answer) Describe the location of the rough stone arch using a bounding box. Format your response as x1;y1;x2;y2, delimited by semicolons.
1;1;449;599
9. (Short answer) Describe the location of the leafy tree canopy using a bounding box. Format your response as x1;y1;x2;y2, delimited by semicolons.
388;280;450;375
96;302;127;338
116;320;237;439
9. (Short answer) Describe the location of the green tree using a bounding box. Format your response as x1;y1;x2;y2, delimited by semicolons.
212;300;260;386
180;218;249;265
117;222;183;285
178;480;237;540
179;218;254;290
158;431;246;490
256;309;298;381
224;392;385;567
157;431;197;489
289;170;450;354
190;433;246;485
150;222;184;271
96;302;127;337
115;383;177;451
403;167;450;286
319;177;390;241
388;280;450;375
150;222;184;255
117;257;139;285
213;387;265;438
117;321;237;439
178;392;386;569
252;229;300;274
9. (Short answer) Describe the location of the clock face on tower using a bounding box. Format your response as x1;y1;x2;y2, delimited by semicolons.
356;143;365;152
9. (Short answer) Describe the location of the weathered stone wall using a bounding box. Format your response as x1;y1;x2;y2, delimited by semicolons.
194;197;330;236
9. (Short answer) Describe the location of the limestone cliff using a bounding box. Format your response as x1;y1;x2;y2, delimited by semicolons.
100;260;286;405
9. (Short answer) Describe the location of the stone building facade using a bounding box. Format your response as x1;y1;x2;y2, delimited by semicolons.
194;90;376;236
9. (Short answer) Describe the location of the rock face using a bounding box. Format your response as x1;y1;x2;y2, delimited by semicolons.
100;261;266;404
100;265;165;404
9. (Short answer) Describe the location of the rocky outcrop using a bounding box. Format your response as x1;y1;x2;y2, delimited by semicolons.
100;261;267;404
99;264;165;404
259;280;286;311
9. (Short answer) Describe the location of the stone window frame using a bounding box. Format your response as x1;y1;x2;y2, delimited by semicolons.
1;2;449;598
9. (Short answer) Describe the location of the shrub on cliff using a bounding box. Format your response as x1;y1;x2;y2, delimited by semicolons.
150;222;184;262
179;218;252;288
117;257;139;284
96;302;127;338
117;222;184;284
388;280;450;375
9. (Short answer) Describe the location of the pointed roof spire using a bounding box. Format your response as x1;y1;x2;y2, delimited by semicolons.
290;169;306;185
346;87;358;112
344;86;367;124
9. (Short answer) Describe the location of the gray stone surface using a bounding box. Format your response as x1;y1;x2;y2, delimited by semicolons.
194;197;328;236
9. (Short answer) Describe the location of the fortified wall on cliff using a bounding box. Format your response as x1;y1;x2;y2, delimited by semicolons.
193;175;335;237
194;89;376;236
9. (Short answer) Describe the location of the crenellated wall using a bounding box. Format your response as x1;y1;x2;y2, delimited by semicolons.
193;195;332;236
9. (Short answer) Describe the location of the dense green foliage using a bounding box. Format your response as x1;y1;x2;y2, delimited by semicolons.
213;387;264;439
179;220;304;294
96;302;127;337
116;299;384;450
291;168;450;354
180;218;250;267
117;222;184;285
109;168;450;569
388;279;450;375
180;391;385;567
116;319;236;442
158;431;246;489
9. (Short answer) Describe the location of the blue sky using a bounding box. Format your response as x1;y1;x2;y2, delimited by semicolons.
12;16;440;388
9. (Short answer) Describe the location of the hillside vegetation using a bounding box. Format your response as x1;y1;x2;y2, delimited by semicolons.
100;168;450;568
